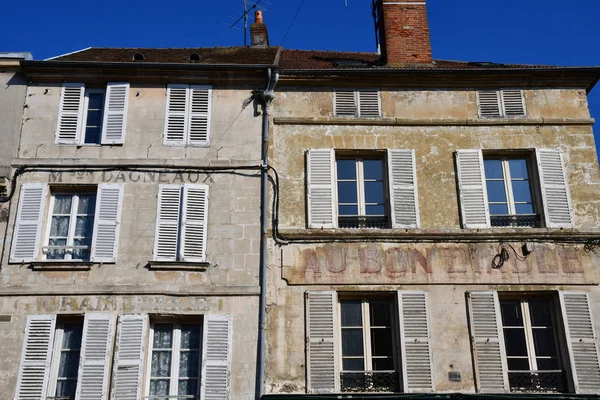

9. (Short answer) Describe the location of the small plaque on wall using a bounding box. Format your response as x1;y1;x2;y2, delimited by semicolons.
448;372;461;381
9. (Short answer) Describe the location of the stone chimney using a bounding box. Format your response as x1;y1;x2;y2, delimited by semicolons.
380;0;432;65
250;10;269;48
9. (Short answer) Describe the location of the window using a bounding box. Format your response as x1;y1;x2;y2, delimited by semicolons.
56;83;129;145
334;89;381;117
307;149;419;230
164;85;212;146
477;90;526;118
47;318;84;399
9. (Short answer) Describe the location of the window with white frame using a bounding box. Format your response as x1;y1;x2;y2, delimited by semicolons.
47;318;84;399
334;89;381;117
164;84;212;146
477;90;526;118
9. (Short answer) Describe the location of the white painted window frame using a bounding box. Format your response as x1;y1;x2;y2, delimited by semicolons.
78;88;106;145
46;318;84;399
484;157;536;216
336;157;387;218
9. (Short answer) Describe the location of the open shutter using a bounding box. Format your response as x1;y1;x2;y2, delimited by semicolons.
188;85;211;146
307;149;337;228
181;185;208;262
56;83;85;144
559;292;600;394
456;150;490;228
154;185;182;261
358;89;381;117
536;149;573;228
501;90;526;117
388;149;420;228
15;314;57;400
91;184;123;263
477;91;501;118
306;291;339;393
101;82;129;144
467;291;509;393
110;314;148;400
201;314;232;400
164;84;189;145
76;314;116;400
397;291;434;392
10;183;47;262
334;90;356;116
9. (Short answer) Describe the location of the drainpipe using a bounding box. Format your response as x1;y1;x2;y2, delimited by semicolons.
256;68;278;400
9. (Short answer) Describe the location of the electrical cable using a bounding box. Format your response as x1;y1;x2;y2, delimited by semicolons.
279;0;306;47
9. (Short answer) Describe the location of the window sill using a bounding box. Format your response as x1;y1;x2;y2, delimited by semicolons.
29;261;96;271
147;260;210;271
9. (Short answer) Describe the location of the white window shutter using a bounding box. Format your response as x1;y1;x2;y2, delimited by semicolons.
456;150;490;228
536;149;574;228
10;183;47;262
15;314;57;400
305;291;339;393
358;89;381;117
388;149;420;228
154;185;182;261
334;90;356;116
110;314;148;400
559;292;600;394
101;82;129;144
467;291;509;393
188;85;211;146
56;83;85;144
397;291;434;392
307;149;337;228
477;90;502;118
164;84;189;145
501;90;526;117
75;313;116;400
201;314;232;400
91;184;123;263
181;185;208;262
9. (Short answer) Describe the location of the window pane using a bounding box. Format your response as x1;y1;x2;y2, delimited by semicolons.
501;300;524;327
72;238;91;261
508;159;530;179
342;329;364;357
58;351;81;378
364;181;384;204
51;216;71;237
47;238;67;259
372;358;394;371
75;216;94;237
338;181;358;204
77;194;96;214
363;159;383;180
529;300;553;327
503;329;528;356
337;159;357;180
153;324;173;348
178;379;199;396
533;328;558;357
84;128;101;145
56;380;77;398
507;358;530;371
151;351;172;377
343;358;364;371
150;379;170;396
369;302;391;326
536;357;559;371
486;181;507;203
370;329;393;357
511;180;533;203
515;204;534;214
179;351;200;378
484;159;504;179
341;301;362;326
62;323;83;349
365;205;385;216
86;109;103;128
53;195;73;214
489;204;509;215
339;205;359;216
87;92;104;110
180;324;202;349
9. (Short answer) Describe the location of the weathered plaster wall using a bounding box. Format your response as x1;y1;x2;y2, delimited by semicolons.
0;70;26;177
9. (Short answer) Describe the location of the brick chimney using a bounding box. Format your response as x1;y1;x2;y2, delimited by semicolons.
380;0;432;65
250;10;269;48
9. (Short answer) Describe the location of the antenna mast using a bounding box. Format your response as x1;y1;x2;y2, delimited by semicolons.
231;0;267;46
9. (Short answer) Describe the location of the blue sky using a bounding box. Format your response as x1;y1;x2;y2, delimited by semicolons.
2;0;599;157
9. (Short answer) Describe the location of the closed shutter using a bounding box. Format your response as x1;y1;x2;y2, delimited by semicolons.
201;314;232;400
467;291;509;393
91;184;123;263
477;91;502;118
306;291;339;393
307;149;337;228
181;185;208;262
388;149;420;228
358;90;381;117
456;150;490;228
101;82;129;144
334;90;356;116
536;149;573;228
501;90;526;117
164;84;189;145
56;83;85;144
15;314;57;400
559;292;600;394
188;85;211;146
154;185;182;261
10;183;47;262
110;314;148;400
75;314;116;400
397;291;434;392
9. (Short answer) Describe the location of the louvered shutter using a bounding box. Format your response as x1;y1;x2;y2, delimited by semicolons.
201;314;232;400
10;183;47;262
388;149;420;228
91;184;123;263
306;291;339;393
467;291;509;393
164;85;189;145
500;90;526;117
334;90;356;116
536;149;573;228
188;85;211;146
358;89;381;117
110;314;148;400
477;91;502;118
15;314;57;400
56;83;85;144
181;185;208;262
456;150;490;228
101;82;129;144
75;314;116;400
307;149;337;228
559;292;600;394
154;185;182;261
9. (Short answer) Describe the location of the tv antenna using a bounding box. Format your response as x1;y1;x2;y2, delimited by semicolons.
230;0;268;46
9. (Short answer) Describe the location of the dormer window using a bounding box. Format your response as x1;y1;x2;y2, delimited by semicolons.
133;53;145;61
189;53;201;62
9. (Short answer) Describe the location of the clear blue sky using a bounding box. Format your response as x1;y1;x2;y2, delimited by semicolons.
2;0;599;158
